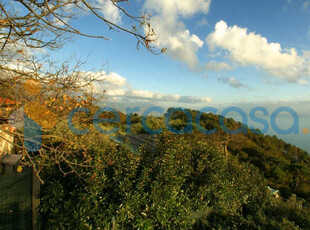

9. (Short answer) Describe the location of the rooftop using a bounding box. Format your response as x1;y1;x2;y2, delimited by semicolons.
0;97;17;106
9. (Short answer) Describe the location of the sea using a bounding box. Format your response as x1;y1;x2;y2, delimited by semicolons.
229;114;310;154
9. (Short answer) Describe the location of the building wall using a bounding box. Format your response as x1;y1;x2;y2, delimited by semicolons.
0;129;14;161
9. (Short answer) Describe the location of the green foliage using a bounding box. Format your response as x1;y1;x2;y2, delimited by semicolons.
39;108;310;229
40;131;310;229
163;108;310;203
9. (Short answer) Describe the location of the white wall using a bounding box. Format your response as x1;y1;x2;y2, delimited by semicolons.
0;129;14;161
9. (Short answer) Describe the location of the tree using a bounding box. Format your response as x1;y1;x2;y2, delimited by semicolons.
0;0;161;183
0;0;158;52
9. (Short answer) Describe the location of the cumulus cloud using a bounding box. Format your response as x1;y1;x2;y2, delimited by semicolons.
217;76;249;89
88;71;212;104
81;71;127;97
103;72;127;86
206;20;310;83
144;0;211;69
95;0;122;24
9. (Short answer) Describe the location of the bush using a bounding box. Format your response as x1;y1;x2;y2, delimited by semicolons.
41;132;310;229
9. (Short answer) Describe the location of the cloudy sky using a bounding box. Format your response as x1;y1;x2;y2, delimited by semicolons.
47;0;310;115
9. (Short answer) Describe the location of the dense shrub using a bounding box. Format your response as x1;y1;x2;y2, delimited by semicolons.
40;132;310;229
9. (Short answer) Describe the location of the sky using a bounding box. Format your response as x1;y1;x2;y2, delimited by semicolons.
47;0;310;108
46;0;310;150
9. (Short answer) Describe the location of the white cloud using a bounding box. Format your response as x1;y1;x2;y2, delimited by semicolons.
95;0;122;24
144;0;211;17
217;75;249;89
144;0;211;69
82;71;127;97
298;79;308;85
104;72;127;86
178;96;212;103
205;61;232;71
206;20;310;83
303;50;310;59
125;89;180;102
87;70;212;104
116;88;211;104
105;89;125;96
126;89;157;99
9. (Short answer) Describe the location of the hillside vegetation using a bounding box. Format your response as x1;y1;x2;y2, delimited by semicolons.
39;107;310;229
146;108;310;203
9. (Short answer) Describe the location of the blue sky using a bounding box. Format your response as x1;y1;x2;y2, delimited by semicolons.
47;0;310;116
